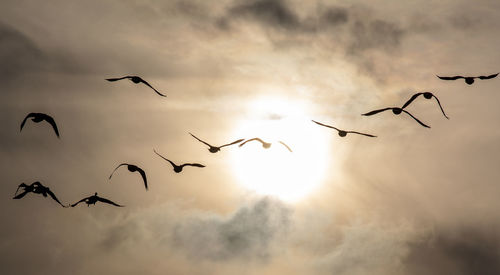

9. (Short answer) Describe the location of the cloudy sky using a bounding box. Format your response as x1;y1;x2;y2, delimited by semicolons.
2;0;500;274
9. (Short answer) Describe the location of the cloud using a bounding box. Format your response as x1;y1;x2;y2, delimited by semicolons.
173;197;291;261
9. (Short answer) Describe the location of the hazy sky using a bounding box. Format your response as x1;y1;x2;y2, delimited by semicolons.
2;0;500;274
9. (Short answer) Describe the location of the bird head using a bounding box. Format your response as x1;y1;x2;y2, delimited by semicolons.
392;108;402;115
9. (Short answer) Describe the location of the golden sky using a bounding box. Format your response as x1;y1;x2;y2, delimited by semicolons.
2;0;500;274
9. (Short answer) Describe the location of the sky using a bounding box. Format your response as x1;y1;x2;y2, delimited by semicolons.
1;0;500;274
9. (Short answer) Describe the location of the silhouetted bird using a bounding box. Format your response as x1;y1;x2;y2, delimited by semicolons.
239;138;293;152
106;76;166;97
109;163;148;190
312;120;376;137
71;192;123;207
362;108;430;128
437;73;498;85
153;149;205;173
20;113;60;138
189;133;244;153
13;181;67;207
401;92;449;119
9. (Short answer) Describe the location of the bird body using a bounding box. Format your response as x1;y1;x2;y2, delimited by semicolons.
20;113;60;138
312;120;376;137
106;75;166;97
401;92;449;119
71;192;123;207
362;107;430;128
437;73;498;85
189;133;244;153
109;163;148;190
153;149;205;173
13;182;67;207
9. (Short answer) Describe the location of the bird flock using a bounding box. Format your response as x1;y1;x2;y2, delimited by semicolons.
14;72;498;207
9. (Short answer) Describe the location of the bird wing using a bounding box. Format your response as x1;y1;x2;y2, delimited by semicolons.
189;133;212;147
97;196;123;207
278;141;293;152
137;168;148;190
46;189;68;207
361;108;394;116
346;131;377;137
311;120;341;132
239;138;264;147
401;93;423;109
181;163;206;168
139;78;166;97
219;139;245;148
478;73;499;80
42;114;60;138
20;113;35;132
106;76;130;81
436;75;465;80
109;163;128;179
153;149;176;168
14;183;29;197
402;110;431;128
13;191;30;199
71;197;88;207
430;94;449;119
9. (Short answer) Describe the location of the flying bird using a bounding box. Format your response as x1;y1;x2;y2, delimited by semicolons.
312;120;376;137
437;73;498;85
106;75;166;97
13;181;67;207
239;138;293;152
401;92;449;119
71;192;123;207
153;149;205;173
189;133;244;153
362;107;430;128
109;163;148;190
20;113;60;138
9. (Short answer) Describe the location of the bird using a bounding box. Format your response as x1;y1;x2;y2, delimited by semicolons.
71;192;123;207
401;92;449;119
189;133;244;153
20;113;60;138
106;75;166;97
312;120;376;137
239;138;293;152
362;107;430;128
437;73;498;85
13;182;67;207
153;149;205;173
109;163;148;190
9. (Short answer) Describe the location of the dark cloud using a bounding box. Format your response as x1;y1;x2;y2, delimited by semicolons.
320;7;349;26
348;19;406;54
173;197;291;261
405;227;500;275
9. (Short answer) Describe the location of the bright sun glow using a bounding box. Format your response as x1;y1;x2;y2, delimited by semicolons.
229;96;332;202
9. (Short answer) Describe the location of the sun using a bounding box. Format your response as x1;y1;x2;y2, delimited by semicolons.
229;96;332;202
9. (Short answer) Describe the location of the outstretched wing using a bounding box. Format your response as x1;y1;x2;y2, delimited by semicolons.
153;149;176;168
97;196;123;207
402;110;431;128
20;113;34;132
13;191;30;199
436;75;465;81
139;78;166;97
239;138;264;147
71;197;88;207
347;131;377;137
311;120;341;132
219;139;245;148
430;94;449;119
109;163;128;179
14;183;29;197
478;73;499;80
362;108;394;116
401;93;423;109
46;189;68;207
136;168;148;190
106;76;130;81
42;114;60;138
181;163;206;168
278;141;293;152
189;133;212;147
